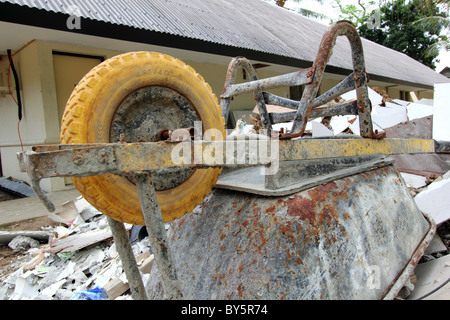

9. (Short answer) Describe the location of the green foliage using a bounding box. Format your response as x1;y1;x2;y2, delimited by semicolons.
357;0;446;69
334;0;379;26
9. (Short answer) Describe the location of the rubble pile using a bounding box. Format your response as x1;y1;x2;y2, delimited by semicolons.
0;197;155;300
248;87;435;139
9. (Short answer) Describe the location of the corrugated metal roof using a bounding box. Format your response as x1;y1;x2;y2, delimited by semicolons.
1;0;449;88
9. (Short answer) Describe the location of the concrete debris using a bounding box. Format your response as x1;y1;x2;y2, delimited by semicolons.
311;121;333;138
0;230;53;246
0;197;155;300
406;101;433;122
50;196;102;226
401;172;427;189
8;236;40;251
414;172;450;226
243;86;433;138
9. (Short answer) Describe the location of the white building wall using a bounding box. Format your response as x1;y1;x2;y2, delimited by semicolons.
433;83;450;142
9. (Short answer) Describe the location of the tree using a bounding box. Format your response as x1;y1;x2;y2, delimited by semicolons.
334;0;379;26
357;0;445;69
414;0;450;59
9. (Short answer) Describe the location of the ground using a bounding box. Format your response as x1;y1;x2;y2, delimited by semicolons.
0;214;61;278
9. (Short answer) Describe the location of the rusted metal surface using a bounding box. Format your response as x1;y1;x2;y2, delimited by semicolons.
269;100;358;124
107;217;148;300
136;174;183;299
111;86;198;190
262;73;356;124
220;69;313;98
145;165;433;299
382;210;436;300
17;137;437;213
220;57;273;135
219;21;383;140
19;138;436;177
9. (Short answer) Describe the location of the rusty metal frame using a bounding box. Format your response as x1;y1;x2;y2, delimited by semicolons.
220;20;383;139
18;138;436;212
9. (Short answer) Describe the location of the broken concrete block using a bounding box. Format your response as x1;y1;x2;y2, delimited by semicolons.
414;176;450;225
329;115;355;135
372;102;408;129
312;121;334;138
11;271;40;299
400;172;427;189
8;235;40;251
41;279;66;298
406;102;433;121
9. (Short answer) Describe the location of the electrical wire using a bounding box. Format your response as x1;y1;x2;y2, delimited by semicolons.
7;49;23;152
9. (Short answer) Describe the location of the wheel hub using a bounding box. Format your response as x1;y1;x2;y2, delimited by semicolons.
110;86;200;190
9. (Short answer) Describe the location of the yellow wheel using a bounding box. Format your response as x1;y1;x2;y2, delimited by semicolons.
60;52;225;225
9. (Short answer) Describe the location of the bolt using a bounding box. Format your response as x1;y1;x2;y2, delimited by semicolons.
72;154;85;166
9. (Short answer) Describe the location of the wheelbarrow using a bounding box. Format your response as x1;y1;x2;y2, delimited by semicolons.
18;21;444;300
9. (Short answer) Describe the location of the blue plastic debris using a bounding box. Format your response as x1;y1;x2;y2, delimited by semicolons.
70;286;109;300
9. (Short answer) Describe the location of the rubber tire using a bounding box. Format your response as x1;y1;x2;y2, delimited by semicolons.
60;52;225;225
